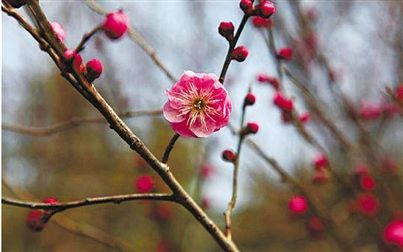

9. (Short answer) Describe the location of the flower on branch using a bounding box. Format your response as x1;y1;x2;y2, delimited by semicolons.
26;197;59;232
163;71;232;138
85;58;103;83
102;10;129;40
50;22;66;42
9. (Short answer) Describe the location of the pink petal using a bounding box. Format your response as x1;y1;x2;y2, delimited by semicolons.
170;121;196;137
163;102;186;123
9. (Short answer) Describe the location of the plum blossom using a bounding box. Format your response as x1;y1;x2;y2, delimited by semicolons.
163;71;232;138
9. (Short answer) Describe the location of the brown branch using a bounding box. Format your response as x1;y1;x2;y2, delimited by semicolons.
2;193;175;212
161;133;180;163
2;109;163;136
2;181;134;251
84;0;177;83
4;2;239;251
224;86;250;240
283;67;353;150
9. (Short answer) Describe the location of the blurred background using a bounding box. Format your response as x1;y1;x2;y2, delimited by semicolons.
2;0;403;251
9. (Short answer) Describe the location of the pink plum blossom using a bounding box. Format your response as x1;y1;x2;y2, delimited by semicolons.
163;71;232;138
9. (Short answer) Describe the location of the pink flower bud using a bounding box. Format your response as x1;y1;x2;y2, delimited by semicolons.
43;197;59;205
243;122;259;135
252;16;273;28
26;210;47;232
102;10;129;40
200;164;214;179
62;49;82;72
256;1;276;18
359;102;382;120
299;112;311;123
244;93;256;106
277;47;293;61
135;175;155;193
288;195;308;215
218;21;234;41
85;58;103;83
222;149;237;162
273;92;293;111
239;0;253;14
359;174;376;191
383;219;403;249
354;164;369;176
50;22;66;42
231;46;249;62
257;74;280;89
313;154;328;170
356;193;379;216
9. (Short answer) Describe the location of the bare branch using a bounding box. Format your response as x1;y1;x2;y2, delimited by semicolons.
2;109;163;136
161;133;180;163
2;193;175;212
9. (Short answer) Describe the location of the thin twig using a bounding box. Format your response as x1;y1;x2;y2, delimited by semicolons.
161;133;180;163
75;25;102;53
2;109;163;136
2;180;134;251
2;193;175;212
283;67;353;150
219;14;250;83
224;88;249;240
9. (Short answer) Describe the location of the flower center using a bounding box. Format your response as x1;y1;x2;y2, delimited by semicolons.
193;98;205;111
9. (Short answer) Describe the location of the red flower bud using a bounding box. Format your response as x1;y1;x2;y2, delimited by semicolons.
288;195;308;215
256;1;276;18
359;174;376;191
200;164;214;179
85;58;103;83
383;219;403;249
273;92;293;111
313;154;329;170
42;197;59;205
231;46;249;62
243;122;259;135
257;74;279;89
244;93;256;106
135;175;155;193
26;210;47;232
222;149;237;162
277;47;293;61
356;193;379;216
218;21;234;41
252;16;273;28
359;102;382;120
102;10;129;40
239;0;253;14
62;49;82;72
299;112;310;123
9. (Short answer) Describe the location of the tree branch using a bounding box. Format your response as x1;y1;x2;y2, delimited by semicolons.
161;133;180;163
2;109;163;136
2;193;175;212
